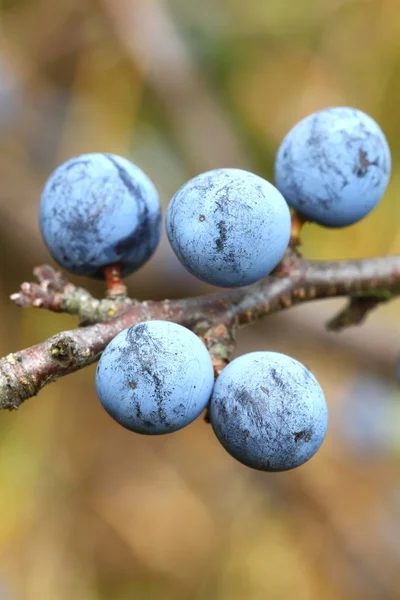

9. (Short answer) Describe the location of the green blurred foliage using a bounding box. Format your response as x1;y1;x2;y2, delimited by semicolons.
0;0;400;598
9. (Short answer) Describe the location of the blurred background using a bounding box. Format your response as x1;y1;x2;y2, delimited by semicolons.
0;0;400;598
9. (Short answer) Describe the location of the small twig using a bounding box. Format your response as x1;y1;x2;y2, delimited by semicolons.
11;264;133;326
11;265;70;310
327;296;389;331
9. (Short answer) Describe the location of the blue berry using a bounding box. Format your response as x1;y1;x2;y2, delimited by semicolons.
39;153;162;278
209;352;328;471
166;168;291;288
274;107;391;227
95;321;214;434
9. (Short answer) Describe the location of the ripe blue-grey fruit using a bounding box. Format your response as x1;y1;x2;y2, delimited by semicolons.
39;153;162;278
209;352;328;471
275;107;391;227
166;168;291;288
95;321;214;435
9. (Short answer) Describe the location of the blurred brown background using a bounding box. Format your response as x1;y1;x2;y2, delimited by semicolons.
0;0;400;598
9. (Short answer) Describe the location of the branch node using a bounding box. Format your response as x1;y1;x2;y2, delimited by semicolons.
202;322;236;378
273;247;303;277
50;337;78;363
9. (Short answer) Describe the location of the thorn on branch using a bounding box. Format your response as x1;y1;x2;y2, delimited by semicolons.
327;296;387;331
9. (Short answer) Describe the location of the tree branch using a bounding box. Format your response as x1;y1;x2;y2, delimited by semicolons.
1;252;399;410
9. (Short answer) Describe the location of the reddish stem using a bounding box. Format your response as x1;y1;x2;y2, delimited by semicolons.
290;212;307;247
104;264;127;297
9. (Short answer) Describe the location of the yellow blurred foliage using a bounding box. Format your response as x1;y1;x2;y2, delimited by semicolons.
0;0;399;598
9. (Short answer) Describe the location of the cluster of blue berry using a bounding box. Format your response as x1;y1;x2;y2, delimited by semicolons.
39;106;391;471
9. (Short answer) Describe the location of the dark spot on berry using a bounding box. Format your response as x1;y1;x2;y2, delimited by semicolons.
270;368;285;389
354;148;378;178
215;220;227;252
294;431;311;442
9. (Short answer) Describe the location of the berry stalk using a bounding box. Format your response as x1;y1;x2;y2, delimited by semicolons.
104;264;127;297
